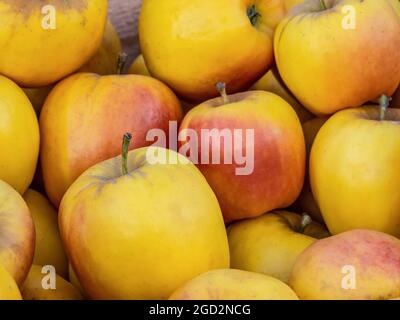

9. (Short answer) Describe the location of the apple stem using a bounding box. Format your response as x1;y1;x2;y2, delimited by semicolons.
247;5;261;26
299;213;312;233
319;0;327;10
216;82;229;105
117;52;128;75
379;95;391;121
121;133;132;175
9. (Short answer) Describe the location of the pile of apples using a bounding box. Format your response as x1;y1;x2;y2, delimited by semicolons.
1;0;400;300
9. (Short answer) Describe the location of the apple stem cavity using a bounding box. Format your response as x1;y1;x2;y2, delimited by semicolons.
319;0;327;10
379;95;391;121
121;133;132;175
247;5;261;27
117;52;128;75
216;82;229;105
299;213;312;233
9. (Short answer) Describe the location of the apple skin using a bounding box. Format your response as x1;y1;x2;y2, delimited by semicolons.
59;147;229;300
275;0;400;115
169;269;299;300
128;55;151;77
0;76;40;195
310;107;400;237
291;117;329;223
228;211;329;283
139;0;288;102
22;265;83;300
179;91;306;223
0;0;107;87
23;190;68;278
40;73;182;207
0;263;21;300
251;66;313;123
290;229;400;300
0;180;35;287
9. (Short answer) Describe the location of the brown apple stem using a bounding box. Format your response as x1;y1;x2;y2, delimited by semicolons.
121;133;132;175
379;95;390;121
216;82;229;105
319;0;327;10
299;213;312;233
117;52;128;75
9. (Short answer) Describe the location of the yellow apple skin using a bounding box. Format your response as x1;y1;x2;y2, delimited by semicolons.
23;190;68;278
251;66;313;123
310;107;400;237
79;20;122;75
68;264;85;296
228;211;329;283
179;91;306;222
169;269;299;300
0;264;22;300
128;55;151;77
0;0;107;87
291;117;329;223
275;0;400;115
0;76;39;194
21;265;83;300
0;180;35;286
40;73;182;207
59;147;230;300
139;0;288;102
290;229;400;300
284;0;304;11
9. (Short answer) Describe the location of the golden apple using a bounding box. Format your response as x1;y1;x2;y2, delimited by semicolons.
59;141;229;300
23;190;68;278
79;20;122;75
128;54;151;77
284;0;304;10
228;211;329;283
310;102;400;237
0;76;39;194
290;229;400;300
139;0;289;101
179;88;306;222
251;66;313;123
169;269;299;300
41;73;182;207
22;265;83;300
291;117;329;222
68;264;85;296
0;180;35;286
0;0;107;87
275;0;400;115
0;264;21;300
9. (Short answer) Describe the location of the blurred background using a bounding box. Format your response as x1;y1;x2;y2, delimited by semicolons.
109;0;142;66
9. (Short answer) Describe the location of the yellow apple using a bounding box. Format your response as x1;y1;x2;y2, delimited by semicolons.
59;140;229;300
79;20;122;75
0;0;107;87
0;76;39;194
139;0;289;101
0;263;21;300
291;117;329;223
275;0;400;115
310;102;400;237
169;269;299;300
23;190;68;278
251;66;313;123
290;229;400;300
0;180;35;286
128;55;151;77
68;264;85;296
21;265;83;300
284;0;304;10
228;211;329;283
